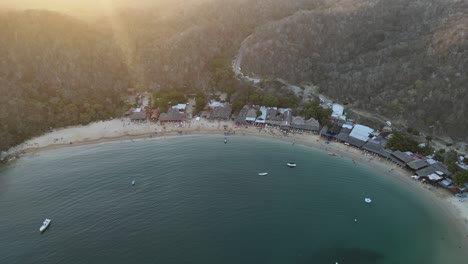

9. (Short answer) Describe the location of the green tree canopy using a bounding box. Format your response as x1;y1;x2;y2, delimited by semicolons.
261;94;279;107
386;131;420;153
300;99;332;126
453;170;468;186
195;95;206;114
231;96;247;114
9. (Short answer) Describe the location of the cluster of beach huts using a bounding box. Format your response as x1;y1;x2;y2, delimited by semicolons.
129;98;322;132
123;92;467;193
319;119;467;193
233;104;320;132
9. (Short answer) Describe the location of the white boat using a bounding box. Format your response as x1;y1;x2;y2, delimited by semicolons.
39;219;51;232
364;198;372;204
287;162;297;168
258;172;268;176
132;179;136;186
224;138;227;144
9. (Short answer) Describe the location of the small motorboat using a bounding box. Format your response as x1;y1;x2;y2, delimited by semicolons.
287;162;297;168
224;138;227;144
258;172;268;176
39;219;51;233
132;179;136;186
328;153;337;156
364;198;372;204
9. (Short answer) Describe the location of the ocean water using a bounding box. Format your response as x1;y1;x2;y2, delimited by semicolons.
0;136;466;264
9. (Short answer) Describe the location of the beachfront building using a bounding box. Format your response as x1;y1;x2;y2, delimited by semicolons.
265;108;282;126
235;104;293;128
234;104;260;124
281;110;292;128
130;108;147;121
415;162;452;178
320;123;342;138
150;109;160;121
334;124;374;147
362;139;392;159
245;108;257;123
349;125;373;143
159;108;186;123
265;108;292;127
207;101;225;109
390;150;415;167
234;105;249;124
208;103;232;120
331;103;346;121
254;106;268;126
291;116;320;132
172;103;187;113
406;159;430;172
335;126;352;141
457;157;468;171
342;121;353;130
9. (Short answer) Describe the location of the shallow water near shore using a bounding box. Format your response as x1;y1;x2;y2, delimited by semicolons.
0;136;466;263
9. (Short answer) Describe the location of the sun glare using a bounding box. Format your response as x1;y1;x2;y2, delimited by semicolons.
100;0;145;88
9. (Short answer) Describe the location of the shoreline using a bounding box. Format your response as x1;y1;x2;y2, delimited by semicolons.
4;118;468;244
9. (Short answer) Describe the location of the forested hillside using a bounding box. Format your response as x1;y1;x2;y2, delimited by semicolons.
241;0;467;140
0;0;321;151
100;0;322;89
0;10;131;151
1;0;466;152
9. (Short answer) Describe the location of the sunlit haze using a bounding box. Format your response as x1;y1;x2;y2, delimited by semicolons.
0;0;198;13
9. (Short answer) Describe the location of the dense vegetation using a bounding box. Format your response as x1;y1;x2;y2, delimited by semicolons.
453;170;468;186
0;0;316;151
241;0;468;140
0;10;130;151
1;0;466;152
300;99;333;126
386;131;433;156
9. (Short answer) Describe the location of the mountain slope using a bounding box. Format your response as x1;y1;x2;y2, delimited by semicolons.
0;0;319;152
241;0;467;139
0;10;130;151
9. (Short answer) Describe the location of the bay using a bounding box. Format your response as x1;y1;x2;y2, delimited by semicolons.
0;136;466;263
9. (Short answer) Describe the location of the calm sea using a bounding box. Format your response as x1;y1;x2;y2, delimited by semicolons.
0;136;466;263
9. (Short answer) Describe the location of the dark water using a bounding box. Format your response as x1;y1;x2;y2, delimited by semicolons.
0;136;466;263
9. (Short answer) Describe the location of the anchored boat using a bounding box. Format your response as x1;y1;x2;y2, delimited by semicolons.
258;172;268;176
39;219;51;233
287;162;297;168
364;198;372;204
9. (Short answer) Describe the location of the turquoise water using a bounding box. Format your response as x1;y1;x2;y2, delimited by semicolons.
0;136;466;263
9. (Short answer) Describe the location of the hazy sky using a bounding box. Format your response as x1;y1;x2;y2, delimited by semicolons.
0;0;193;11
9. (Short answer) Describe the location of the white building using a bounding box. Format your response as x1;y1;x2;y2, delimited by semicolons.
349;124;374;142
331;104;346;120
172;104;187;112
255;106;268;124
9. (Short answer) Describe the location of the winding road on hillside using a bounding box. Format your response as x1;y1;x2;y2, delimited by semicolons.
231;35;262;84
230;17;467;152
232;34;313;100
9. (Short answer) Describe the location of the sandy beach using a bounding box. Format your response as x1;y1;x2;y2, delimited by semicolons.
5;117;468;241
